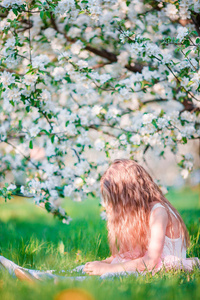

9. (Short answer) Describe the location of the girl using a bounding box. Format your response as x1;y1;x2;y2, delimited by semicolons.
0;159;199;281
83;159;199;276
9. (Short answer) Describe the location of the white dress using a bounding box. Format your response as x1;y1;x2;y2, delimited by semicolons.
151;203;186;259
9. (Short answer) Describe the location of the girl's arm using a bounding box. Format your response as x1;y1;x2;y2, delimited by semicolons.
84;207;168;275
114;207;168;272
100;256;115;263
85;255;114;266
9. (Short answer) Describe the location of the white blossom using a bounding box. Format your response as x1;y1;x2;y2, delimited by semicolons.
91;105;102;116
74;177;84;188
54;0;75;16
119;134;127;145
130;134;141;145
179;1;191;19
183;160;193;170
145;43;161;57
7;184;16;190
94;139;105;151
77;60;88;69
165;4;179;20
24;74;38;87
176;27;188;42
157;118;169;129
181;169;189;179
181;111;195;122
3;88;21;104
52;67;66;81
86;176;96;186
142;113;155;124
50;189;59;199
91;72;111;84
0;71;15;87
43;28;57;39
41;89;51;101
62;216;72;224
100;211;108;221
184;153;193;161
32;55;50;70
5;37;16;48
119;87;130;96
191;71;200;88
70;41;84;55
76;160;90;176
160;186;168;195
181;125;195;138
61;167;73;179
106;106;120;119
20;185;25;194
29;125;41;137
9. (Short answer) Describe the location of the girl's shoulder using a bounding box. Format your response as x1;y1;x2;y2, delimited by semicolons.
149;202;168;221
149;201;165;212
149;202;169;227
150;202;178;219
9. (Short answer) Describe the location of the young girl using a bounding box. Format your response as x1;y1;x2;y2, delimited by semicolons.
83;159;199;276
0;159;199;281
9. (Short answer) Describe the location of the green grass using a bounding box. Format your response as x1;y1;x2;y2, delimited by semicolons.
0;187;199;300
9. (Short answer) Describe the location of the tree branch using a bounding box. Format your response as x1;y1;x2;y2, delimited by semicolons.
91;62;112;69
0;66;24;76
141;98;168;105
49;12;143;74
191;12;200;37
2;140;40;170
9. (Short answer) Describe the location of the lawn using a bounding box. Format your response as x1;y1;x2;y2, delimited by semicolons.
0;187;199;300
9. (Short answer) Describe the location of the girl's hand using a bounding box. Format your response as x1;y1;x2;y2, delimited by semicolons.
83;261;116;276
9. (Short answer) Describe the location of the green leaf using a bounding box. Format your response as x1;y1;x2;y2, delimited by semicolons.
40;11;44;19
185;50;191;57
10;100;14;106
159;109;165;117
159;151;164;157
152;119;158;128
26;106;30;113
19;120;22;129
191;30;198;36
45;202;51;212
51;135;55;143
29;140;33;149
183;39;190;47
182;137;187;144
12;9;18;16
196;38;200;44
64;76;72;83
105;150;110;158
40;129;49;135
46;11;51;18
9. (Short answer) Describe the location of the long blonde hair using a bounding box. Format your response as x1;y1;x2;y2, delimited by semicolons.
100;159;190;258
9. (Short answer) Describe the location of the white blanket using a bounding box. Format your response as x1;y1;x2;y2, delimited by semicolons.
0;256;138;281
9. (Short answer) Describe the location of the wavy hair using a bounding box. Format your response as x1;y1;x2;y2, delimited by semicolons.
100;159;190;258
